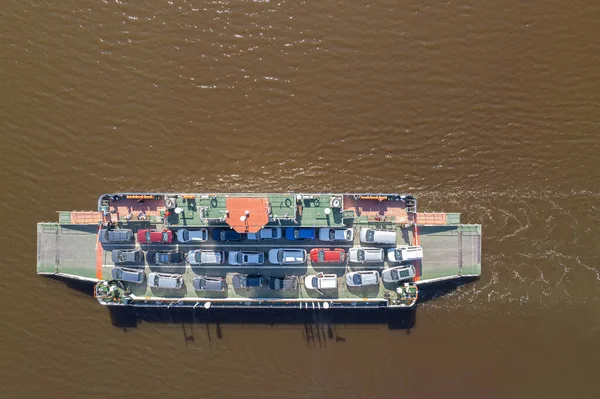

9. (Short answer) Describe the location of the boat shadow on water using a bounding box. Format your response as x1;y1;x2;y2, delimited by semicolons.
50;276;478;340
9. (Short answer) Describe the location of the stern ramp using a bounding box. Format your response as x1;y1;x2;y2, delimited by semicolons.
37;223;99;282
418;225;481;284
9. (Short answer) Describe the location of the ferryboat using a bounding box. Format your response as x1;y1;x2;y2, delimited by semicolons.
36;193;481;310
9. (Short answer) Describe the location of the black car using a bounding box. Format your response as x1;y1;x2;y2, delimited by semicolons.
232;274;265;289
193;276;226;292
154;250;184;265
267;276;299;290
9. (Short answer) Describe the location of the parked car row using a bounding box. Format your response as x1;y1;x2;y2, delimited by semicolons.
100;227;415;252
110;266;300;293
110;269;224;292
111;246;422;267
111;248;183;265
98;227;356;244
303;265;417;290
111;264;417;292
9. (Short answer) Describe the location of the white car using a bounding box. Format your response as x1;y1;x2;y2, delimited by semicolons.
304;273;338;290
247;227;282;240
382;265;416;283
387;246;423;262
268;248;307;265
346;270;380;287
177;228;208;242
228;251;265;266
186;250;225;265
348;247;385;263
318;228;354;242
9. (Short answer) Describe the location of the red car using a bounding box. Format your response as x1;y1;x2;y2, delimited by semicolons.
137;229;173;244
310;248;347;264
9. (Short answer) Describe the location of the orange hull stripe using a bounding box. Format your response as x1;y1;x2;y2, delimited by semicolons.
414;224;420;281
95;230;103;280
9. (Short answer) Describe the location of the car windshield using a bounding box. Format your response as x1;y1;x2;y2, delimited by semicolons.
195;252;202;263
145;231;151;242
345;230;352;240
238;253;245;264
162;232;168;241
395;250;402;260
312;277;318;288
353;274;362;285
357;249;365;262
329;229;335;240
278;251;284;263
116;269;123;279
366;230;375;242
293;229;300;239
183;231;189;241
318;250;325;262
154;275;160;286
390;269;399;281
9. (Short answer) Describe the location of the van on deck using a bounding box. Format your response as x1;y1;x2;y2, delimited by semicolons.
304;273;338;290
359;228;397;245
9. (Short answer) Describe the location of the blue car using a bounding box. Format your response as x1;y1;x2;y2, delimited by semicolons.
212;228;242;242
285;227;316;240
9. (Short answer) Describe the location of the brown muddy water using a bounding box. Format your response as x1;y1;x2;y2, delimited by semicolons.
1;0;600;398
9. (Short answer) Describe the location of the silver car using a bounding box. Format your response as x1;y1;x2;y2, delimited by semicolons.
228;251;264;266
268;248;307;265
99;229;134;243
177;228;208;242
111;267;145;283
318;228;354;242
348;247;385;263
187;250;225;265
247;227;282;240
111;249;143;264
148;272;183;289
346;270;380;287
382;265;416;283
193;276;226;292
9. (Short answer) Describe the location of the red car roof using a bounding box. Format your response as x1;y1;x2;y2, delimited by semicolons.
137;229;173;243
310;248;345;263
